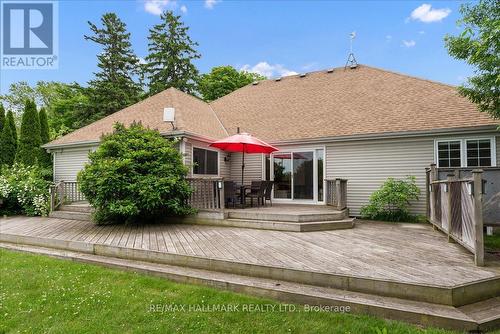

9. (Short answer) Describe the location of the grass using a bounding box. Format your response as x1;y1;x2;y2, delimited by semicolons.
0;249;461;334
485;234;500;252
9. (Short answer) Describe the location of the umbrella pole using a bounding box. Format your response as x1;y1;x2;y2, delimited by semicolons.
241;145;245;186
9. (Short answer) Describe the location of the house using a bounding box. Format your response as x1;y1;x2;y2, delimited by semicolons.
43;65;499;216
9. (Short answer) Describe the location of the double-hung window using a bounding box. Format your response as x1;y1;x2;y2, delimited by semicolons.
437;141;461;167
466;139;492;167
193;147;218;175
436;137;496;167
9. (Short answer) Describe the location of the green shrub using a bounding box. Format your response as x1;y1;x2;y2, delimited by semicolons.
0;164;51;216
78;123;194;224
360;176;420;222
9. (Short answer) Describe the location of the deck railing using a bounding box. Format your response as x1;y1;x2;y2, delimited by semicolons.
326;178;348;210
426;164;484;266
186;177;225;211
49;181;86;212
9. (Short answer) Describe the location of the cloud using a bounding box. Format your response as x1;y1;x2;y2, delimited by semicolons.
402;40;416;48
138;57;147;65
204;0;220;9
143;0;176;15
180;5;187;13
418;30;425;35
386;35;392;42
240;62;298;78
409;4;451;23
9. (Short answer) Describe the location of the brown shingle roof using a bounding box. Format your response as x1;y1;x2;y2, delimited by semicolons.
46;65;497;147
46;88;228;146
211;65;497;142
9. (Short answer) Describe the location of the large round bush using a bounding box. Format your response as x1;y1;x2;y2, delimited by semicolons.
78;123;194;224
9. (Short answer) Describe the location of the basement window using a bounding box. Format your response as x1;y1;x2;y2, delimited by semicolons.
193;147;218;175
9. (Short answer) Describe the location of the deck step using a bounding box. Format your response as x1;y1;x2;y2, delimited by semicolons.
49;210;91;221
2;231;498;308
227;208;348;222
1;242;498;332
221;218;355;232
59;204;93;213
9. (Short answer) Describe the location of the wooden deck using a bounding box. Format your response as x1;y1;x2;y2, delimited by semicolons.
1;216;498;287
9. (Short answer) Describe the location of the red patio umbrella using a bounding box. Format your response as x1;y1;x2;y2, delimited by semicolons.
209;132;278;185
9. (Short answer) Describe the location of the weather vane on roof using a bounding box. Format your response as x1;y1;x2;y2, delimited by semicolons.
345;31;358;70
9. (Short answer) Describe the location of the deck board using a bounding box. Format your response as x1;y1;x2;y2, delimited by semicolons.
1;216;499;287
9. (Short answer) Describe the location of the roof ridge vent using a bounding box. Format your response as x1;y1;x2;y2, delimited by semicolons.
299;73;306;78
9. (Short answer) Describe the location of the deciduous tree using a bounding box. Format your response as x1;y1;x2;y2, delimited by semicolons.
445;0;500;120
38;108;51;167
198;66;266;101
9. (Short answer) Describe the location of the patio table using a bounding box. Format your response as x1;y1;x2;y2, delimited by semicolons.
236;184;251;206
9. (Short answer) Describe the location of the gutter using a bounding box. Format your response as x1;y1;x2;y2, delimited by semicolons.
43;130;219;151
270;125;499;146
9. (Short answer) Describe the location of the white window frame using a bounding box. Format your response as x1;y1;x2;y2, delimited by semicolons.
434;136;496;168
191;146;220;176
268;145;326;204
464;138;496;168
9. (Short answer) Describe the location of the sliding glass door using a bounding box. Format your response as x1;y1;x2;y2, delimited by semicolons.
273;153;292;199
271;149;324;203
293;151;314;200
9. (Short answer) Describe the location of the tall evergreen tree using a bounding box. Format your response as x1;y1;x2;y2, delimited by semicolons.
6;110;17;150
38;107;51;167
85;13;142;119
16;100;41;166
39;107;50;144
0;103;5;133
145;11;201;95
0;112;16;166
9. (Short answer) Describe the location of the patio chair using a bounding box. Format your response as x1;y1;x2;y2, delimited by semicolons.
245;181;267;207
224;181;239;208
263;181;274;206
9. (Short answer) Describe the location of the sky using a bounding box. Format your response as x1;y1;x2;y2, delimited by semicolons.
0;0;476;94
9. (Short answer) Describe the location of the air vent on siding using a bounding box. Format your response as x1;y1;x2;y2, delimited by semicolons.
163;107;175;122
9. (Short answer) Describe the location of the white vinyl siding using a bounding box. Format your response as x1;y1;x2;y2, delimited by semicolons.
229;153;263;185
53;147;96;182
326;137;434;216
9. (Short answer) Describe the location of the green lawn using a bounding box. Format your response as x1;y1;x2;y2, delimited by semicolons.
485;234;500;252
0;249;459;334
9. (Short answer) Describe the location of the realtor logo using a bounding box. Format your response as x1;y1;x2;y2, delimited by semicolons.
1;1;58;69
